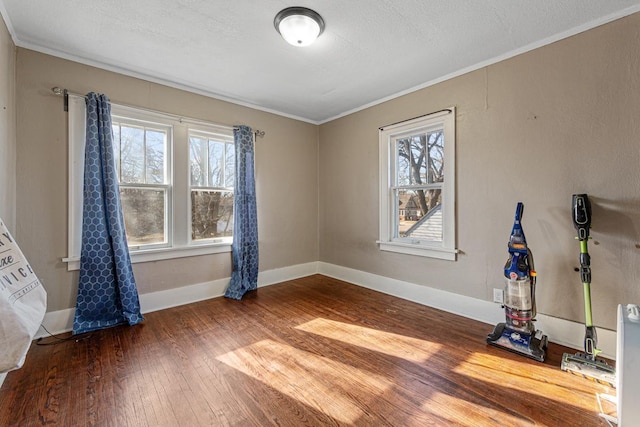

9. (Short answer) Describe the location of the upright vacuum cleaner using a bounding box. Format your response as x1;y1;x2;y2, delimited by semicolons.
487;202;548;362
561;194;616;385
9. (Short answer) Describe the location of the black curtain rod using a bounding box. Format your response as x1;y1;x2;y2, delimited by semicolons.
379;108;453;131
51;86;266;138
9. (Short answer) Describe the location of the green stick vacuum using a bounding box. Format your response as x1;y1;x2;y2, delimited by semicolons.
561;194;615;385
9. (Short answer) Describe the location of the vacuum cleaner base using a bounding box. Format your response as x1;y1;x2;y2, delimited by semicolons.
487;322;548;362
561;352;616;386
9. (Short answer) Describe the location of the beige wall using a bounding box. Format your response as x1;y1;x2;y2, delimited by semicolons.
15;50;319;312
319;13;640;330
0;13;15;231
11;13;640;329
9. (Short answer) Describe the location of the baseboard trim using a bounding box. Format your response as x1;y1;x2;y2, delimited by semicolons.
39;260;616;357
3;260;615;391
5;258;613;392
36;262;320;339
317;262;616;359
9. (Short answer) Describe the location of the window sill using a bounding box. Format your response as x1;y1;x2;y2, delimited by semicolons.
62;242;232;271
377;241;457;261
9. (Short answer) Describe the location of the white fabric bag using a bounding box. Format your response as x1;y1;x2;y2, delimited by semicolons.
0;218;47;373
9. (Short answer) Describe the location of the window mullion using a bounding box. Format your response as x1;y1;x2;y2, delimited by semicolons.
203;140;210;187
142;129;148;184
120;183;171;190
220;139;225;188
390;183;442;191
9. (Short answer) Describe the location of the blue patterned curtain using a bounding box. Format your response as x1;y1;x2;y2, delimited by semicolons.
73;93;144;334
225;125;259;300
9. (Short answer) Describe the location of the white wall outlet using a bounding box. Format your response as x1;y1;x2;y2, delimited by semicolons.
493;288;504;304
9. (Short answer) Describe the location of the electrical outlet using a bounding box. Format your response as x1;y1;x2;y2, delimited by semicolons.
493;288;504;304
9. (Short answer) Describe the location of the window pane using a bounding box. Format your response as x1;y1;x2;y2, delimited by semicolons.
428;130;444;184
191;190;233;240
411;135;428;184
396;135;427;185
396;188;442;241
120;126;145;183
120;187;166;246
396;131;445;186
225;142;235;187
396;140;411;186
190;136;207;186
208;141;224;187
146;130;166;184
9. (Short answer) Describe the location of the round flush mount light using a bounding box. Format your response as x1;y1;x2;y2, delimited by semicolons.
274;7;325;47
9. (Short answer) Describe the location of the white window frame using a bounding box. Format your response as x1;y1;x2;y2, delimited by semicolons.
187;126;235;246
111;113;173;251
63;96;232;271
378;107;457;261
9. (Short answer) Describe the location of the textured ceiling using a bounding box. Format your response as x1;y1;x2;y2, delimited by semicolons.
2;0;640;123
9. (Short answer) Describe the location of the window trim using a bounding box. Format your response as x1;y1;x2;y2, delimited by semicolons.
111;114;173;251
187;126;235;246
378;107;457;261
63;96;232;271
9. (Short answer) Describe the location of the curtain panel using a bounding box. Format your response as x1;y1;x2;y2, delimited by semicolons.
73;93;143;334
225;125;259;300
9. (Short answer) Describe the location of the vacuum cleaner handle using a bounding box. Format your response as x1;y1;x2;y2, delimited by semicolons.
514;202;524;223
572;194;592;284
509;202;526;250
572;194;591;241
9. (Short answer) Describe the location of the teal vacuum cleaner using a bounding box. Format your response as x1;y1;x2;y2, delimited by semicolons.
487;202;548;362
561;194;616;385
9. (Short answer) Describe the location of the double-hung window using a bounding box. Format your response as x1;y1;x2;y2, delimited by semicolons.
111;115;171;249
189;129;235;243
378;108;456;260
64;96;234;270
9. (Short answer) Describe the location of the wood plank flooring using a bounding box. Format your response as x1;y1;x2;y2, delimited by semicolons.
0;275;614;426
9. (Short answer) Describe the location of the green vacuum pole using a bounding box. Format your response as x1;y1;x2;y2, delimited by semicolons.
561;194;614;384
578;231;600;358
580;240;593;328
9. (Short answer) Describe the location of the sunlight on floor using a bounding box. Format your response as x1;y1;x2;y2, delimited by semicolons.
453;352;604;412
216;339;393;424
419;391;527;427
215;319;599;425
295;317;442;363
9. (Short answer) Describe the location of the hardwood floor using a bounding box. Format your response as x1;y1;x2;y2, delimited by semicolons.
0;275;614;426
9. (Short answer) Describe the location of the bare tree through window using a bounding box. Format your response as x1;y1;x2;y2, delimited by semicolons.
112;121;169;246
395;130;444;238
189;132;234;241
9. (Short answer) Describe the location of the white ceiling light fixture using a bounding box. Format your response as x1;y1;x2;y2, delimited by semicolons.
274;7;325;47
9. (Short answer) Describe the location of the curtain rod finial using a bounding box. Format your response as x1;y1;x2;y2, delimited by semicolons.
52;87;63;95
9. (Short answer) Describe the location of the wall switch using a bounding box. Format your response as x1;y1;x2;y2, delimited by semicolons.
493;288;504;304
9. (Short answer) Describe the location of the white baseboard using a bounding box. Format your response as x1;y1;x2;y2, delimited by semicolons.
3;260;613;392
36;261;320;339
317;262;616;359
39;260;616;357
257;262;319;287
